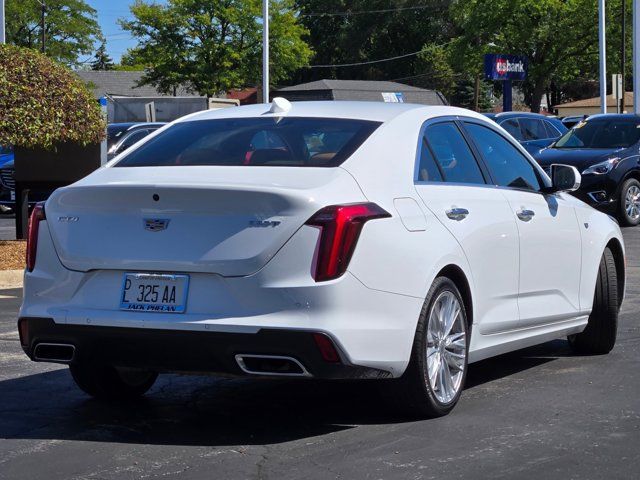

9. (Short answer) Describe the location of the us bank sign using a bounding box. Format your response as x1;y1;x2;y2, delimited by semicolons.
484;54;528;81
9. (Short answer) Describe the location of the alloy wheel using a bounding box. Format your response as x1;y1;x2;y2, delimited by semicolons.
625;185;640;221
425;290;467;404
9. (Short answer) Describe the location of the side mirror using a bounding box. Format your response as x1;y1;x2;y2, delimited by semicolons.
548;164;581;193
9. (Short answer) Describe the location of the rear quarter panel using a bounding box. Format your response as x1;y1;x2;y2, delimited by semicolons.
341;109;475;303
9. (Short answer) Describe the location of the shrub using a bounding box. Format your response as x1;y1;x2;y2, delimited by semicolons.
0;44;105;150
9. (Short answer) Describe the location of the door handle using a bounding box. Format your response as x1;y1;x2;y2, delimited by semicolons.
446;207;469;221
516;209;535;221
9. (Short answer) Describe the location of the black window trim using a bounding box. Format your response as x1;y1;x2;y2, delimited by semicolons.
413;116;492;187
458;118;552;194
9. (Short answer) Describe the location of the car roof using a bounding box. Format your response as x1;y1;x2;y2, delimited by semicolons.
582;113;640;122
175;100;492;124
491;111;555;120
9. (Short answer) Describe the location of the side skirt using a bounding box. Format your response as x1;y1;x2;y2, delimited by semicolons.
468;315;588;364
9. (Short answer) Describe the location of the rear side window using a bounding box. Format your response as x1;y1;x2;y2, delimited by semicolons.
115;117;381;168
520;118;548;140
464;123;543;191
417;138;443;182
500;119;524;141
424;122;485;184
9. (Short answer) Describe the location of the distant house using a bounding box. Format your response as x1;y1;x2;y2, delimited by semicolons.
555;92;633;117
227;87;259;105
75;71;207;123
275;79;448;105
75;71;198;98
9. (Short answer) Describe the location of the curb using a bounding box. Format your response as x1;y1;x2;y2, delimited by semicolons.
0;269;23;288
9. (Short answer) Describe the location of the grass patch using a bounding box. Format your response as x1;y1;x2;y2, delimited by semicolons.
0;241;26;270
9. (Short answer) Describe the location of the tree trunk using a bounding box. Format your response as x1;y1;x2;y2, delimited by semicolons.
530;81;546;113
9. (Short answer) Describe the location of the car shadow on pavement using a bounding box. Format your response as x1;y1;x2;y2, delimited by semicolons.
0;340;572;447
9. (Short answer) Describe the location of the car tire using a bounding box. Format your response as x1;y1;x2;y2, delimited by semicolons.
69;363;158;400
386;277;469;418
618;178;640;226
568;247;618;355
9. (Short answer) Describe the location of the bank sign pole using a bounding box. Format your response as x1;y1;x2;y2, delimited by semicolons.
484;54;528;112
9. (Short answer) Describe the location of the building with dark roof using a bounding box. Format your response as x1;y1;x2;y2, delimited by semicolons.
275;79;447;105
75;71;199;98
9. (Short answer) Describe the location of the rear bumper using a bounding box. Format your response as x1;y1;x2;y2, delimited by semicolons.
18;317;392;380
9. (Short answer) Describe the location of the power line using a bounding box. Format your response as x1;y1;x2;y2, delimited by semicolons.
302;4;438;17
389;71;467;82
308;48;427;68
308;40;454;68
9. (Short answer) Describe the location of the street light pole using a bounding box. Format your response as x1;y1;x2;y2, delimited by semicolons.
599;0;607;114
622;0;626;113
262;0;269;103
40;2;45;53
635;0;640;114
0;0;5;44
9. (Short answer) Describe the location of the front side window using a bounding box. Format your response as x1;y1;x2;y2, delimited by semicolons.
544;121;562;138
465;122;543;191
115;117;380;168
424;122;485;185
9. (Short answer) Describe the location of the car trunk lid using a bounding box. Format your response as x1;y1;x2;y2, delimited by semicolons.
45;166;365;275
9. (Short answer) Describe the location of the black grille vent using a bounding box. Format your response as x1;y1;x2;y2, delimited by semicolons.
0;169;15;190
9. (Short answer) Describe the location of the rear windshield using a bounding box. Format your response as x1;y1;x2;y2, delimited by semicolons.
115;117;381;168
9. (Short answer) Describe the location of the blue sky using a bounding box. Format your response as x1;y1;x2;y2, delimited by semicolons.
89;0;165;62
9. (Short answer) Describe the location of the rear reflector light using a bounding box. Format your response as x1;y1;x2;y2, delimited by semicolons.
18;319;29;348
312;333;341;363
305;202;390;282
26;202;46;272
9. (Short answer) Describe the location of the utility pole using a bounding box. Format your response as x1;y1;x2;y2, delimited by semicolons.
262;0;269;103
622;0;626;113
0;0;5;44
599;0;607;114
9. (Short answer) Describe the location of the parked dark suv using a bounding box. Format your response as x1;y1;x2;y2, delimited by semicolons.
0;159;52;210
533;114;640;226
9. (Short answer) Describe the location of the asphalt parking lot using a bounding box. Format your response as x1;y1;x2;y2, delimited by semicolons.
0;214;16;241
0;229;638;480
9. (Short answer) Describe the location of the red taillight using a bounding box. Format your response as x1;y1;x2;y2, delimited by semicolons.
26;202;46;272
305;202;390;282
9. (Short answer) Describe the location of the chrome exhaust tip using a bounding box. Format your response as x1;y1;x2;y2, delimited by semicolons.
33;343;76;363
235;354;311;377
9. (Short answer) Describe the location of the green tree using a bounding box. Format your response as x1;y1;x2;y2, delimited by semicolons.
6;0;102;67
91;41;114;70
293;1;453;83
0;44;105;149
449;0;600;112
120;0;313;97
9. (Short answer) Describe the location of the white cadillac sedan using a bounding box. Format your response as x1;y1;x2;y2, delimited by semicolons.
19;100;625;417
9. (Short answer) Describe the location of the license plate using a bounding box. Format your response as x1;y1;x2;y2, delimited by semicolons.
10;191;15;201
120;273;189;313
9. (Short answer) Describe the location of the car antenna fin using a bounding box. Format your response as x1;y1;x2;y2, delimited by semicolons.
265;97;292;122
